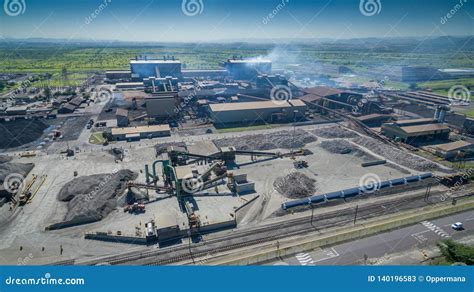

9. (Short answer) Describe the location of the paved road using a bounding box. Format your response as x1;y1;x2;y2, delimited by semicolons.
272;210;474;266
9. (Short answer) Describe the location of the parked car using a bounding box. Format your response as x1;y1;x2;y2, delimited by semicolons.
451;222;464;231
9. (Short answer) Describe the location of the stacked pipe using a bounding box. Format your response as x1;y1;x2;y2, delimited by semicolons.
281;173;432;210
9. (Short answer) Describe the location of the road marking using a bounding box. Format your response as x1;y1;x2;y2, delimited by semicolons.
421;221;450;238
411;233;428;243
295;253;314;266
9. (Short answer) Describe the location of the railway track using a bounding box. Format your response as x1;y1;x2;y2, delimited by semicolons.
75;190;460;266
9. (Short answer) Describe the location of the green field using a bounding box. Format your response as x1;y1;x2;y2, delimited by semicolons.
1;38;473;94
418;78;474;97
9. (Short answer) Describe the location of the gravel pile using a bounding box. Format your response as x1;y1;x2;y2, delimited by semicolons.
274;172;317;199
319;140;354;154
56;169;137;227
214;129;317;151
0;120;48;149
312;126;357;138
353;136;441;171
0;156;13;164
155;142;186;156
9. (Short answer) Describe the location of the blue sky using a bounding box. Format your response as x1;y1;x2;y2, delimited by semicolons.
0;0;473;42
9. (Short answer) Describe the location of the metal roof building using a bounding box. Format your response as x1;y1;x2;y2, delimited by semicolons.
111;124;171;141
209;100;307;126
381;119;450;145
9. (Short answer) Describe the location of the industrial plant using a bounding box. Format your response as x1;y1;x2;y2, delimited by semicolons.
0;51;473;267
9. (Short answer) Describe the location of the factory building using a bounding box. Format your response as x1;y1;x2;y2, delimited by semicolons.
430;140;474;160
208;100;307;126
223;59;272;80
105;71;131;82
381;118;450;145
111;124;171;141
116;108;129;127
356;114;393;127
130;57;182;80
256;74;288;89
145;92;178;120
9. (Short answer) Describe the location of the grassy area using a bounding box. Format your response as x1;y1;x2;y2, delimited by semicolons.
215;124;275;133
89;132;106;145
417;78;474;98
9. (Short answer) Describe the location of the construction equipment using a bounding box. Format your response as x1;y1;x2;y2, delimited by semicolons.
124;202;145;214
293;160;308;169
18;174;37;206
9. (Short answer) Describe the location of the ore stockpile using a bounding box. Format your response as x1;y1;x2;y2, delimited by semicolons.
49;169;138;229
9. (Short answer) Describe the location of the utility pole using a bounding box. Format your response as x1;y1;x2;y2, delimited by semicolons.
354;205;359;224
424;183;432;202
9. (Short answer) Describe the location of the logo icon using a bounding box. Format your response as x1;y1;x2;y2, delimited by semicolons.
359;0;382;17
4;0;26;16
181;174;204;194
270;85;293;105
94;87;113;103
181;0;204;16
359;173;381;194
3;173;25;194
448;85;470;105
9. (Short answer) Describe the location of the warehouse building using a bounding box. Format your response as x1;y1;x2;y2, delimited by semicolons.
209;100;307;126
381;118;450;145
111;125;171;141
130;57;182;80
145;93;178;120
430;140;474;160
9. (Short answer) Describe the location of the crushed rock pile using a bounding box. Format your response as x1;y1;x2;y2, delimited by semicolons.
353;136;441;172
213;129;317;151
311;126;358;138
55;169;137;227
273;172;317;199
319;140;355;154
